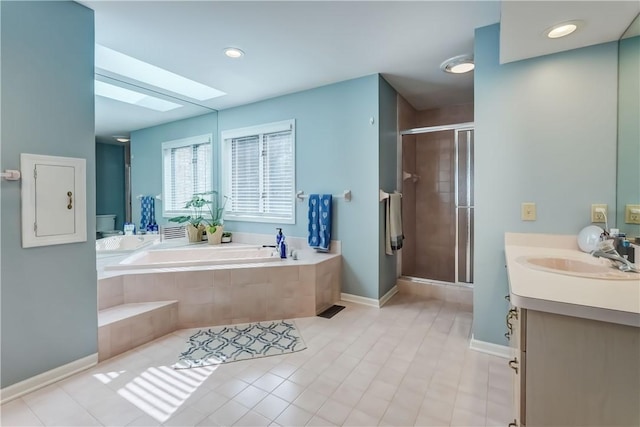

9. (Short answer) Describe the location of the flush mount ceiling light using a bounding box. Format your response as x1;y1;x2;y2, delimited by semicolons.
114;136;130;143
545;21;580;39
95;80;182;112
223;47;245;58
440;54;475;74
95;44;226;101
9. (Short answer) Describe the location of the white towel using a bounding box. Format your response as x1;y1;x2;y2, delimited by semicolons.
385;193;403;255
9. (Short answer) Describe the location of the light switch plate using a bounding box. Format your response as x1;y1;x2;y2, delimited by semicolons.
625;204;640;224
521;202;536;221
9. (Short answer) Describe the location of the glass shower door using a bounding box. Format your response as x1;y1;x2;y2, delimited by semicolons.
455;128;474;284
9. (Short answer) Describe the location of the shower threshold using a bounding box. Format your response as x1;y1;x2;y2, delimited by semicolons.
398;276;474;306
400;275;473;289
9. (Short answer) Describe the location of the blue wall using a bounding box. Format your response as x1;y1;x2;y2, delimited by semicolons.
1;1;96;388
96;142;126;230
132;75;390;299
219;75;382;298
474;24;618;345
130;112;218;228
378;76;399;298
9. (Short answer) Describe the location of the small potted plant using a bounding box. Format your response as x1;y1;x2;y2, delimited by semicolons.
202;191;228;245
168;194;209;243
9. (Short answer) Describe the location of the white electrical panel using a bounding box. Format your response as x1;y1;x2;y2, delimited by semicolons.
21;153;87;248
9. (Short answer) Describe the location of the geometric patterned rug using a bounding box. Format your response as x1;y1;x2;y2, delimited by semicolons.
172;320;307;369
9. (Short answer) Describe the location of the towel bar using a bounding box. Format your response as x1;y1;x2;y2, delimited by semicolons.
379;189;402;201
137;194;162;200
296;190;351;202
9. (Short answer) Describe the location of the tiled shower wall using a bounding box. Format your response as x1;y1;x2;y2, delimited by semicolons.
401;104;473;283
398;95;417;276
414;131;456;282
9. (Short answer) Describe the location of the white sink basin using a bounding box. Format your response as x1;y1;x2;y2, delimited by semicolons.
517;256;640;281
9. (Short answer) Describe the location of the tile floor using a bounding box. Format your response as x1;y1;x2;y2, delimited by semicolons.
1;294;513;426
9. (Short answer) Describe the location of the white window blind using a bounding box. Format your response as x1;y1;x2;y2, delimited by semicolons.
162;134;212;217
222;120;295;224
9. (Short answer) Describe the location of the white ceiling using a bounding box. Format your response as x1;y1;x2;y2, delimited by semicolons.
81;1;638;142
500;1;640;64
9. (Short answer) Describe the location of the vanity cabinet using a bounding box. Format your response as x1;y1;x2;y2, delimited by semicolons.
505;302;526;427
505;300;640;427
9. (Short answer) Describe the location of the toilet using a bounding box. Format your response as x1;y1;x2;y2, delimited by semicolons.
96;214;121;238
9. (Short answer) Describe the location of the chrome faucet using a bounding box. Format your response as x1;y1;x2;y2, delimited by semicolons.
591;250;639;273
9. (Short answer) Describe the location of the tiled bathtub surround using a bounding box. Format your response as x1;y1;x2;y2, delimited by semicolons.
98;301;178;361
103;257;341;328
97;253;342;361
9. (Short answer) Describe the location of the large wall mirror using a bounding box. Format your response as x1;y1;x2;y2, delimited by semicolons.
95;73;218;237
617;13;640;238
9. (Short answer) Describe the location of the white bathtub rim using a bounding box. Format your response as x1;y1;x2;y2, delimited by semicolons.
100;250;339;278
106;245;278;271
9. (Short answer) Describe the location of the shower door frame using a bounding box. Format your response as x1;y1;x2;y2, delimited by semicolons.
400;121;475;286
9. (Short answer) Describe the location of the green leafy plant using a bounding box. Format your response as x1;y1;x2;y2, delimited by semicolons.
168;191;228;232
202;190;229;234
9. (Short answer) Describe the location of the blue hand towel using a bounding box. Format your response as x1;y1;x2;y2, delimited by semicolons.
140;196;155;231
308;194;332;251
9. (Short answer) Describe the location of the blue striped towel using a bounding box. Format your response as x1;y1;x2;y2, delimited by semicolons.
308;194;332;251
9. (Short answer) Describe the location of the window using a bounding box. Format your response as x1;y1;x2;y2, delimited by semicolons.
222;120;295;223
162;134;212;217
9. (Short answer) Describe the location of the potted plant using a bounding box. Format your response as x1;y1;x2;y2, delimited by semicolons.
168;194;210;243
202;191;228;245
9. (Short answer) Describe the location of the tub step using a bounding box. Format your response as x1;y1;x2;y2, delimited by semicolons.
98;301;178;361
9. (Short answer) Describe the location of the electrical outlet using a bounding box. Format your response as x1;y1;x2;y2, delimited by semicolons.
521;202;536;221
625;204;640;224
591;204;608;223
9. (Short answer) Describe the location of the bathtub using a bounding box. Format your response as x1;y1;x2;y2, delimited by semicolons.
104;245;280;271
96;235;158;253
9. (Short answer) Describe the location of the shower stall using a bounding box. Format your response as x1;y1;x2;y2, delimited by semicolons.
400;122;474;285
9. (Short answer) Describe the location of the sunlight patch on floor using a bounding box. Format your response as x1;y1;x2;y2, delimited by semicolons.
117;364;218;422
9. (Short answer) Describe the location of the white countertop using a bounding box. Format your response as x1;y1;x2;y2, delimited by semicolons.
505;233;640;327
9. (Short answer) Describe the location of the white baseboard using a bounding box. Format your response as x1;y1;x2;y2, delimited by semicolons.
341;293;379;308
379;285;398;307
0;353;98;404
469;335;511;359
341;285;398;308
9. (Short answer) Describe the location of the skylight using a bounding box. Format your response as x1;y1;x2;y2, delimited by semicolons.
95;80;182;112
95;45;226;101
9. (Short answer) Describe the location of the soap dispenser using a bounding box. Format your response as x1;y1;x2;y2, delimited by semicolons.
276;228;287;259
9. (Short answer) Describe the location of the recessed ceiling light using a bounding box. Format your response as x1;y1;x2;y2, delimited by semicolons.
224;47;245;58
440;55;474;74
546;21;579;39
95;44;226;101
95;80;182;112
